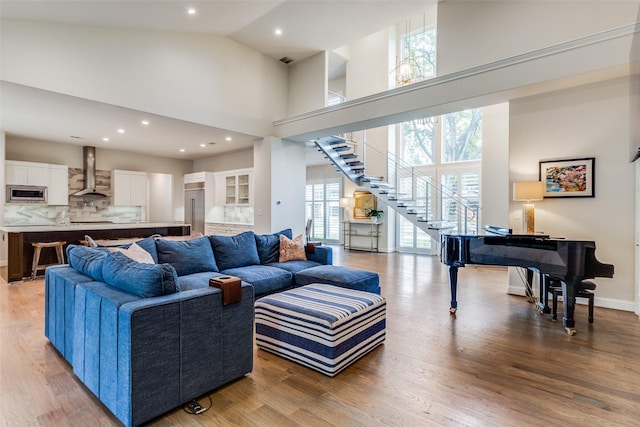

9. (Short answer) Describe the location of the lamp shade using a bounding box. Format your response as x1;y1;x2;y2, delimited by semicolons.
513;181;544;202
339;197;355;208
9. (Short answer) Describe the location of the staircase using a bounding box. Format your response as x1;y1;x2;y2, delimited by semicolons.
313;135;479;243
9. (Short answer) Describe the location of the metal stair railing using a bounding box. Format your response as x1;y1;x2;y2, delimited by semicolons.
312;135;480;239
360;143;480;237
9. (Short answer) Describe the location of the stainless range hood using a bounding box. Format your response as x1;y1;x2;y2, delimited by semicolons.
73;146;110;197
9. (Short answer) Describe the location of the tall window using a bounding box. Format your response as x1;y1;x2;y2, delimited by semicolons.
305;180;341;242
442;109;483;163
397;108;483;252
394;24;436;87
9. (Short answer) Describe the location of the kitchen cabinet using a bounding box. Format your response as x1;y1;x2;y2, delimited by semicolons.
215;168;253;206
47;164;69;205
112;170;147;206
184;172;207;184
5;160;49;186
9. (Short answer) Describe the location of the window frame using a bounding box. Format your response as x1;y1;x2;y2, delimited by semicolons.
305;178;342;243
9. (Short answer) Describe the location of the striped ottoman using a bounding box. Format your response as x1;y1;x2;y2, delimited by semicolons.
255;283;386;376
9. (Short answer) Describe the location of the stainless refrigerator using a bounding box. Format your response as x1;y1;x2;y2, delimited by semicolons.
184;186;205;235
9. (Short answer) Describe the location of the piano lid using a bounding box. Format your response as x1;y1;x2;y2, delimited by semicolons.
484;225;512;236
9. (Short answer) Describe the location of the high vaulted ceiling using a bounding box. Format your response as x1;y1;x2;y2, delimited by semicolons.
0;0;436;160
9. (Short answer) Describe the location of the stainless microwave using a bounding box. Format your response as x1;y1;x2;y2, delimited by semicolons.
6;185;48;203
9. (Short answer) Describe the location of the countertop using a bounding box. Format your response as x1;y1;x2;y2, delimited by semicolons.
0;222;189;233
205;221;254;226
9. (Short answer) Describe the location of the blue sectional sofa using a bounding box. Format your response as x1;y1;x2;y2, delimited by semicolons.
44;229;332;427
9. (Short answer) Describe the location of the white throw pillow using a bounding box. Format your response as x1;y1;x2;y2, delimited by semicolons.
109;242;155;264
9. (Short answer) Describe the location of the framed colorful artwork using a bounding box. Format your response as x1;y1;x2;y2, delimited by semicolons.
538;157;595;198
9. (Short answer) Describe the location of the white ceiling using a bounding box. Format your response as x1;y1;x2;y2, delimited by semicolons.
0;0;436;161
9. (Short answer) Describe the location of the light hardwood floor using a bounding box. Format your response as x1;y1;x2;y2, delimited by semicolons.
1;247;639;426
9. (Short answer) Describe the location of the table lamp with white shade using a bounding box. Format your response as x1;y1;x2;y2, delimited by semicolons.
513;181;545;234
339;197;356;220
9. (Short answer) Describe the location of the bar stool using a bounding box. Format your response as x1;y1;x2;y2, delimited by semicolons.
547;279;596;323
31;241;66;280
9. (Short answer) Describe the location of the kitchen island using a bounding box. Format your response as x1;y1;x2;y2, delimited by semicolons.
1;223;191;282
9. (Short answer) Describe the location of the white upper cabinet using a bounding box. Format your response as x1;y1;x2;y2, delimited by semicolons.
215;169;253;206
47;164;69;205
112;170;147;206
5;160;49;186
183;172;207;184
5;161;69;205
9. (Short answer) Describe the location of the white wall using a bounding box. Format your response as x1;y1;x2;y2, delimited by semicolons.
192;148;254;172
437;1;640;75
148;173;173;223
306;164;337;181
481;103;510;229
346;28;392;99
288;51;327;116
509;77;635;309
254;137;307;236
1;20;288;137
328;76;346;100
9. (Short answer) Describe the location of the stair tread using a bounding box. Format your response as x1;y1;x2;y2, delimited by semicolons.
313;139;474;237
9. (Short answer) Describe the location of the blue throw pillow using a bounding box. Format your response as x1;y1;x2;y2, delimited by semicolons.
155;236;218;276
66;245;110;281
254;229;293;264
210;231;260;270
101;252;180;298
134;236;159;263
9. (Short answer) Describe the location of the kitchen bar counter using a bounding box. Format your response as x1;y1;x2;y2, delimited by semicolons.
0;222;186;233
3;222;191;282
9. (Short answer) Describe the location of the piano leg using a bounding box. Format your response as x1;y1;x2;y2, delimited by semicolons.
561;280;577;335
525;269;535;300
448;266;458;314
537;273;552;314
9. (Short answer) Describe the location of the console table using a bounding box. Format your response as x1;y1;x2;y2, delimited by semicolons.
343;221;381;252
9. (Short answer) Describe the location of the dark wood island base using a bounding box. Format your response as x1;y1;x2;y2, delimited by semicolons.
3;223;190;282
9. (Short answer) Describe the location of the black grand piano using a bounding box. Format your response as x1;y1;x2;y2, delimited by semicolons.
441;227;614;335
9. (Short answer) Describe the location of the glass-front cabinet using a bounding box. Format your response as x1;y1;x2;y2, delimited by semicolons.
216;169;253;206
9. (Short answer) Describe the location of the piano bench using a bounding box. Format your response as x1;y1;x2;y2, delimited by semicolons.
548;280;596;323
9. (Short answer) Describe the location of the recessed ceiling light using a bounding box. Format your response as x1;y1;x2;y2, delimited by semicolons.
187;7;196;15
225;137;232;141
200;143;206;148
141;120;149;126
103;137;110;142
117;129;125;134
274;28;283;36
179;148;185;152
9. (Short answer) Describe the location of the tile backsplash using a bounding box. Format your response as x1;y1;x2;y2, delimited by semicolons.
4;168;143;225
223;205;254;224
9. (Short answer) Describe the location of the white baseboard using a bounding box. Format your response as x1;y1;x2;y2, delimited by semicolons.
508;285;636;313
0;260;6;267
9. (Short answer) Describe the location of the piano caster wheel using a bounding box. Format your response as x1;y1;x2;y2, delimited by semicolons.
565;327;576;336
449;307;457;315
